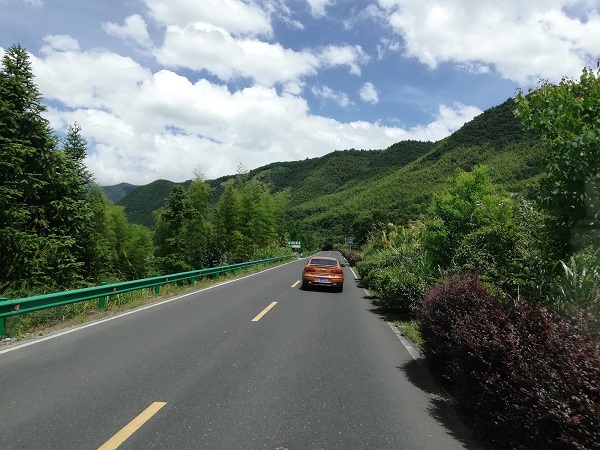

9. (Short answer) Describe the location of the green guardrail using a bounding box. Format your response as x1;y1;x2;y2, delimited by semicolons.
0;255;295;337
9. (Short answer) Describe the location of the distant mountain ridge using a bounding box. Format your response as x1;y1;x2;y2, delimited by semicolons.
100;182;138;204
100;97;542;235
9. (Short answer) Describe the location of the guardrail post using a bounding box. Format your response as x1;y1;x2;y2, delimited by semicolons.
98;282;107;309
155;284;160;295
0;297;7;337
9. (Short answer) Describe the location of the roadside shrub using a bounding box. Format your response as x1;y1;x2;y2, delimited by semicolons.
358;221;436;311
338;248;362;267
374;254;433;312
451;221;548;300
547;251;600;317
356;249;404;289
418;273;500;381
419;273;600;449
346;250;362;267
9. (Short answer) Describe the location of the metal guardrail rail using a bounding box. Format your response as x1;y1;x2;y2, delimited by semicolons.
0;255;294;337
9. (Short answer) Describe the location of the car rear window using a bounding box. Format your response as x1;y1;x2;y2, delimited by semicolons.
309;258;338;266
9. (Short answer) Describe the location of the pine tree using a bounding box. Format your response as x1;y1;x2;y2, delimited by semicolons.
153;185;194;274
0;44;94;290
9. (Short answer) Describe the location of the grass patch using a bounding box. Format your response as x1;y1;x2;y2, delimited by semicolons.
396;319;423;350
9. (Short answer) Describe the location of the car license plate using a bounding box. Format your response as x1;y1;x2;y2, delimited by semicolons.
317;278;328;283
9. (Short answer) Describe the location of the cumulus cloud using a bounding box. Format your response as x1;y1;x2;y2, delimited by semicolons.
41;35;80;52
318;44;369;75
359;82;379;104
154;23;320;86
377;0;600;83
312;85;350;107
154;24;370;86
142;0;272;36
306;0;335;18
103;15;152;47
25;41;480;185
6;0;518;187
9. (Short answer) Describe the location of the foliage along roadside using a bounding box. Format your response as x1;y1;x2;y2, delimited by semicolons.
419;273;599;450
355;64;600;450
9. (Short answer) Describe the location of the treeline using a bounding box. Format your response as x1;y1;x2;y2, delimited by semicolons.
0;44;289;298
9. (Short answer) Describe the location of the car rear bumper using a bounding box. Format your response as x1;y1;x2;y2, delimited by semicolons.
302;276;344;288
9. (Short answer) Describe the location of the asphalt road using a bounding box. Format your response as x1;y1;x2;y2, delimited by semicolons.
0;251;479;449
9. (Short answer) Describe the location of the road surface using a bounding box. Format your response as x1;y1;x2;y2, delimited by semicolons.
0;251;478;449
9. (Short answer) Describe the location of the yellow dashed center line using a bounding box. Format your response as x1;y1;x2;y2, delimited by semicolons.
98;402;166;450
252;301;277;322
291;280;300;288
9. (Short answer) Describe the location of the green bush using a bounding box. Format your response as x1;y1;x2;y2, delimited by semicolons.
375;259;432;311
544;248;600;334
357;221;438;311
356;249;404;289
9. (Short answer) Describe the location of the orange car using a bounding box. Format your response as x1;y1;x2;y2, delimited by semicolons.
301;256;345;292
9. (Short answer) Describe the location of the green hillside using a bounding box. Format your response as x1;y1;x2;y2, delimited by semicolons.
292;99;542;224
99;182;138;203
102;97;542;239
116;179;192;227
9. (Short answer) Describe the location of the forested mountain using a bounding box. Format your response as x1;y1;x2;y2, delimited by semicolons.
116;179;192;227
106;97;542;246
100;182;138;204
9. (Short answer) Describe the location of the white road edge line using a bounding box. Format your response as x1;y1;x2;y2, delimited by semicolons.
0;259;301;355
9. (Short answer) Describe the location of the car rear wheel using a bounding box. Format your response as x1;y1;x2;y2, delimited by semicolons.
337;283;343;293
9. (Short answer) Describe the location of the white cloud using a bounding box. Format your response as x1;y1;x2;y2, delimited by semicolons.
154;23;320;86
359;82;379;104
411;103;483;139
103;14;152;48
142;0;272;36
376;37;401;60
306;0;335;18
318;45;369;76
24;42;479;186
41;35;80;52
154;25;370;86
377;0;600;84
312;85;350;107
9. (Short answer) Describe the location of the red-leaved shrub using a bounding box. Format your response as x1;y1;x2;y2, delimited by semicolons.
419;273;599;449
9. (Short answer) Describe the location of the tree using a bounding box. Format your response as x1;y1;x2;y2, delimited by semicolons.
153;185;194;274
515;64;600;255
423;166;513;270
182;177;212;269
0;44;94;290
62;122;92;186
213;182;241;262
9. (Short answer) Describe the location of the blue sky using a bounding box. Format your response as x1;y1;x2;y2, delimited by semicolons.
1;0;598;185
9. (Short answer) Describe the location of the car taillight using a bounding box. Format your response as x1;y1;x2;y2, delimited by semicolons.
304;267;316;272
331;268;343;274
